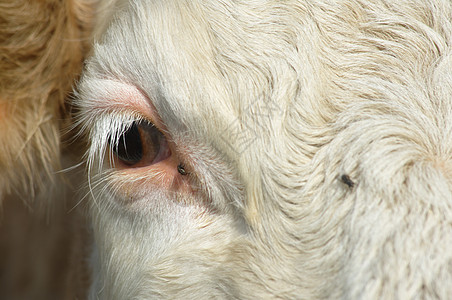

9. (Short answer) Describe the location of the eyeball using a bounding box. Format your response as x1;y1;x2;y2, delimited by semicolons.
111;120;171;167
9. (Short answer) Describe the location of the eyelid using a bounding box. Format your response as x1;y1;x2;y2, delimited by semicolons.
80;78;167;133
78;79;174;170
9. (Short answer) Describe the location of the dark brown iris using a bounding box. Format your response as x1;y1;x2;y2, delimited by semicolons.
112;121;164;166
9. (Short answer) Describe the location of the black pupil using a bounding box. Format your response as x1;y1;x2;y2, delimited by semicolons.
115;122;143;165
112;121;163;166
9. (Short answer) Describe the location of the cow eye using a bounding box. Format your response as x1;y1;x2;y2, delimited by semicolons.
112;120;169;167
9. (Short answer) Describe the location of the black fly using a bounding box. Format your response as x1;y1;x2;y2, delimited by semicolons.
177;163;188;176
340;174;355;189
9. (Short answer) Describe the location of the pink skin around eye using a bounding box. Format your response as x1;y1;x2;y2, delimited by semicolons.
97;81;193;196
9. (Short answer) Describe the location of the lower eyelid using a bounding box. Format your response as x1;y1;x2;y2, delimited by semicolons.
107;170;196;206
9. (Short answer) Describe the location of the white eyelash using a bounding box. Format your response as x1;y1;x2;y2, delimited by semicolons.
90;113;143;172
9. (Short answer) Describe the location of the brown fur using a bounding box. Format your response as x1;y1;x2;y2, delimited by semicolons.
0;0;94;298
0;0;92;198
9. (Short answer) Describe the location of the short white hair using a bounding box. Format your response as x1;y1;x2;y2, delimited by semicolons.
76;0;452;298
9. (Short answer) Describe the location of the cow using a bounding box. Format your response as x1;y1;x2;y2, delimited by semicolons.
1;0;451;299
75;0;452;298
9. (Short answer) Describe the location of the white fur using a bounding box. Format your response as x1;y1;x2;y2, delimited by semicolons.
76;0;452;298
